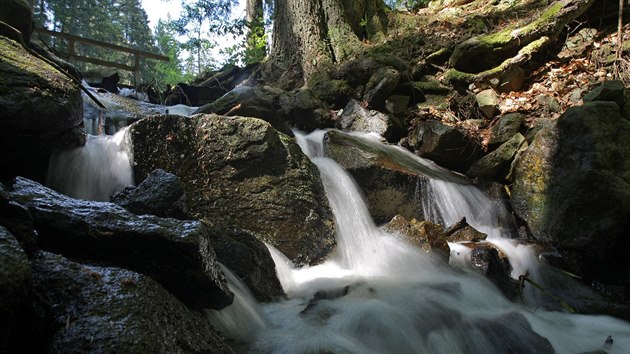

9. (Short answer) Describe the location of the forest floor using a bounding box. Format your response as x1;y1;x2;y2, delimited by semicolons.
368;0;630;149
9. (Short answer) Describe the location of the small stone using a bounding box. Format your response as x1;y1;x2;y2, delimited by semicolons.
476;89;499;118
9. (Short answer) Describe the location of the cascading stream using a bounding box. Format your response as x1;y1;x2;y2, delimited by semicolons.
208;129;630;354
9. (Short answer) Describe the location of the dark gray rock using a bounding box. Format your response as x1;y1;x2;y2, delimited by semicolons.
363;67;401;110
311;79;352;109
130;114;336;266
208;223;284;302
0;0;32;42
31;251;234;354
0;226;31;352
0;35;84;180
0;183;37;251
467;133;525;181
408;120;484;173
487;113;524;147
279;88;334;132
112;169;189;219
583;80;625;107
8;177;233;310
195;85;292;135
511;101;630;282
469;244;520;300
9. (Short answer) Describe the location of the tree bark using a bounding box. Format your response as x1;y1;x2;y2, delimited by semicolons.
245;0;266;62
265;0;386;89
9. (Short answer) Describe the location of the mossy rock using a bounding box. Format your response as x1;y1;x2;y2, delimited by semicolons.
130;114;336;266
0;35;83;179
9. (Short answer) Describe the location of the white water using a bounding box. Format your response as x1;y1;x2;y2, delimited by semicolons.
208;130;630;354
46;128;133;201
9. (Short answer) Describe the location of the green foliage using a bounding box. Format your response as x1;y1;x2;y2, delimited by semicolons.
149;19;194;85
385;0;431;10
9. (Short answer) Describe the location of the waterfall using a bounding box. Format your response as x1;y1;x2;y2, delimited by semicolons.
46;128;133;201
214;129;630;354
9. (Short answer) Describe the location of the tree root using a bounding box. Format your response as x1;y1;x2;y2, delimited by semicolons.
445;36;550;85
448;0;596;80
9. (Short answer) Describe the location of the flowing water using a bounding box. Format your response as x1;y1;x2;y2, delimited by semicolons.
47;87;197;201
47;89;630;352
207;130;630;354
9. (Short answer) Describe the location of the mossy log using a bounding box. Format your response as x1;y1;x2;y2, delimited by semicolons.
448;0;596;78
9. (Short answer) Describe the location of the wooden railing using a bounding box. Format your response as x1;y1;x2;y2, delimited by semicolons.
33;27;169;85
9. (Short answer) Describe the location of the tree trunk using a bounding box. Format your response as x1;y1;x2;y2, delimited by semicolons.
245;0;266;63
265;0;387;89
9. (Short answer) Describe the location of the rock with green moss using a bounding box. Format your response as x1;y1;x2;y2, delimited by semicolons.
0;35;84;180
31;251;234;354
467;133;525;181
8;177;233;310
583;80;625;107
511;101;630;282
129;114;336;266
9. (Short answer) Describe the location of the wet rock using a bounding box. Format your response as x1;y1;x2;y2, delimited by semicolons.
363;67;401;110
465;312;554;353
112;169;189;220
208;223;284;302
0;0;32;42
468;243;520;300
408;120;484;173
383;215;450;259
339;99;398;139
467;133;525;181
0;35;84;180
324;131;430;224
0;183;37;251
130;114;336;266
511;101;630;283
165;82;226;107
0;226;31;352
487;113;524;147
279;88;333;132
8;177;233;310
583;80;625;107
31;251;234;354
445;217;487;242
476;89;499;118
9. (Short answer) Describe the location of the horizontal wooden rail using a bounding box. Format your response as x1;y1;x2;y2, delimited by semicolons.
33;27;169;85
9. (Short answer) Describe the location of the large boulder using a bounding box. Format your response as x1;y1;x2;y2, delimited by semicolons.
323;130;469;224
408;120;484;174
382;215;450;259
0;35;84;180
279;88;334;132
30;251;234;353
129;114;336;266
0;183;37;251
0;226;31;352
511;99;630;282
8;177;233;310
